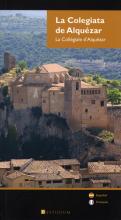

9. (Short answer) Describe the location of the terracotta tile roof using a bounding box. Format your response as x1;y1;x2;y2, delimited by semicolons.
6;171;26;179
6;171;35;180
59;170;76;179
23;160;66;174
81;81;100;88
48;87;61;91
6;171;80;181
33;173;63;181
41;64;68;73
88;161;121;174
2;159;81;181
52;83;64;87
48;83;64;92
22;160;80;179
68;171;81;179
53;159;80;166
0;161;10;169
11;159;32;168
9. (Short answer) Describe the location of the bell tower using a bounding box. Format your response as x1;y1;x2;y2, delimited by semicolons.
64;77;81;131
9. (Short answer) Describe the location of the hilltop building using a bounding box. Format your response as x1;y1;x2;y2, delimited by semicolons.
10;63;108;131
4;52;16;72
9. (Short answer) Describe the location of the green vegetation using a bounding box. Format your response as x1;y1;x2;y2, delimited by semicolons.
98;130;114;142
87;128;114;143
107;88;121;105
84;74;121;105
85;73;121;87
93;74;107;85
111;80;121;87
17;60;28;71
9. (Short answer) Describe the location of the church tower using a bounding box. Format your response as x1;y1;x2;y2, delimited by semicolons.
64;77;81;131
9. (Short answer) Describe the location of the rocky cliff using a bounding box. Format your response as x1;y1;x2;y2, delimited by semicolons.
0;106;121;165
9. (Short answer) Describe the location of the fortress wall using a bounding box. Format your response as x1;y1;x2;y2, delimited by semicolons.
107;106;121;146
107;106;121;132
64;79;82;131
49;91;64;116
81;89;107;129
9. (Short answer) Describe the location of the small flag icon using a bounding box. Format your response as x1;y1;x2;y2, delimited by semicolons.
89;192;94;199
41;209;46;215
89;199;94;206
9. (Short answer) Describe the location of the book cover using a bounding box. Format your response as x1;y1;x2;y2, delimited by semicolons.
0;0;121;219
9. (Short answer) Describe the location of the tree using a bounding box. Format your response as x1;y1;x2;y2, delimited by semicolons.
17;60;28;71
93;74;101;83
107;88;121;105
111;80;120;87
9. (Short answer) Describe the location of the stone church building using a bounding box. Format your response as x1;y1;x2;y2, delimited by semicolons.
10;63;108;131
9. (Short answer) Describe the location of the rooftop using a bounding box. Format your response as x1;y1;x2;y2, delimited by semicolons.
48;87;61;91
1;158;81;181
41;64;68;73
88;161;121;174
22;160;80;179
33;173;63;181
53;159;80;166
6;171;27;179
0;161;10;169
81;81;100;89
11;159;32;168
22;160;68;174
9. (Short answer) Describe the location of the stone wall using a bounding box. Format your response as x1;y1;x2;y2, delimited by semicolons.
24;73;51;85
107;106;121;145
11;85;28;109
49;90;64;116
81;86;107;129
107;106;121;131
64;79;81;131
64;78;108;132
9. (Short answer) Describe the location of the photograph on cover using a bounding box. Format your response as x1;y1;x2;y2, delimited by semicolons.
0;10;121;188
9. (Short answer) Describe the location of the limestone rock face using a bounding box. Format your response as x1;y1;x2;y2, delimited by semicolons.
69;131;121;167
0;107;7;136
0;107;121;165
0;108;69;141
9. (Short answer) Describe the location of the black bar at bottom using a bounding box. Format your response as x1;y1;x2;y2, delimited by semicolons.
0;190;120;220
